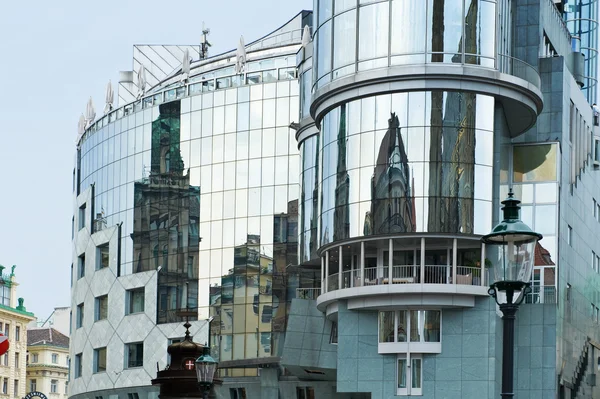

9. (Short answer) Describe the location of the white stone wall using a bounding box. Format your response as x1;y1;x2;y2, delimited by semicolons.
26;345;69;399
70;186;207;397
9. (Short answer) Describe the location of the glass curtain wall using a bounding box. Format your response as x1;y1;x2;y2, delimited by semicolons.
314;91;494;247
313;0;497;89
77;55;300;375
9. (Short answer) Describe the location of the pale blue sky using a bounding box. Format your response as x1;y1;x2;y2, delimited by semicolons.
0;0;312;320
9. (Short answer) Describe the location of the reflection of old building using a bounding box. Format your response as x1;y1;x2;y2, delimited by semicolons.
209;200;298;376
333;105;350;241
131;101;200;324
364;113;415;235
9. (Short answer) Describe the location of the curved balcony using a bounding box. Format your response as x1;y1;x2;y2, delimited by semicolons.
313;236;491;315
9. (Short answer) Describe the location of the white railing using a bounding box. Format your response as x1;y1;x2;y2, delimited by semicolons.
391;265;419;284
296;288;321;300
323;265;489;293
455;266;486;286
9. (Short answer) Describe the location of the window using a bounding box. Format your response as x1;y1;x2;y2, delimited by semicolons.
2;378;7;394
13;380;18;397
79;204;86;229
568;225;573;246
229;388;247;399
31;353;38;363
97;244;109;270
15;326;19;342
51;353;58;364
65;382;68;395
14;352;18;369
4;324;9;339
76;303;84;328
126;288;145;314
126;343;143;368
95;295;108;321
29;379;36;392
74;354;82;378
127;394;139;399
78;254;86;279
379;310;441;344
595;199;597;220
51;380;58;393
296;387;315;399
3;353;8;366
94;347;107;373
329;322;338;344
397;354;423;396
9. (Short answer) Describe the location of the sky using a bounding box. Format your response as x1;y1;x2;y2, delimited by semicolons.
0;0;312;321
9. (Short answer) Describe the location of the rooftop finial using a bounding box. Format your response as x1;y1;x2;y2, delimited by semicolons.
200;22;212;60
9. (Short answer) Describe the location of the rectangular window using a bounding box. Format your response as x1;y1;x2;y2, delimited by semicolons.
51;380;58;393
15;326;19;342
379;310;441;344
597;203;600;222
95;295;108;321
30;379;36;392
32;353;38;363
4;324;9;339
78;254;86;279
52;353;58;364
4;353;9;366
593;251;596;270
75;353;82;378
397;354;423;396
329;322;338;344
76;303;84;328
295;387;315;399
97;244;109;270
13;380;18;397
79;204;86;230
568;225;573;246
94;347;107;373
14;352;18;369
229;388;247;399
126;288;145;314
2;378;7;394
65;382;68;395
126;343;143;368
594;199;597;219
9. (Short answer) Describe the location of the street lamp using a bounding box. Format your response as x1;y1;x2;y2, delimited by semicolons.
195;350;217;399
482;189;542;399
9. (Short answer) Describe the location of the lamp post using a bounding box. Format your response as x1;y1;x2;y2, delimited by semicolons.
481;189;542;399
195;349;217;399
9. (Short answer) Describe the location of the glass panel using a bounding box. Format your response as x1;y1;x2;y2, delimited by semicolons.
427;0;464;63
411;357;422;388
423;310;440;342
397;358;407;389
333;10;357;71
410;310;421;342
379;311;395;342
396;310;407;342
358;3;389;61
391;0;426;63
317;21;333;80
513;144;558;182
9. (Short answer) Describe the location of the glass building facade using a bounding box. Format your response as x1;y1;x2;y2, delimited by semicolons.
313;0;498;89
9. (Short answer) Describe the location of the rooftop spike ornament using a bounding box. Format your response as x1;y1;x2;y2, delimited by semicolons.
85;97;96;128
181;49;191;83
301;25;311;47
104;80;114;114
234;36;246;75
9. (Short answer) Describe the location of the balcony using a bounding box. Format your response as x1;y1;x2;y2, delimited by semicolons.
315;236;491;315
